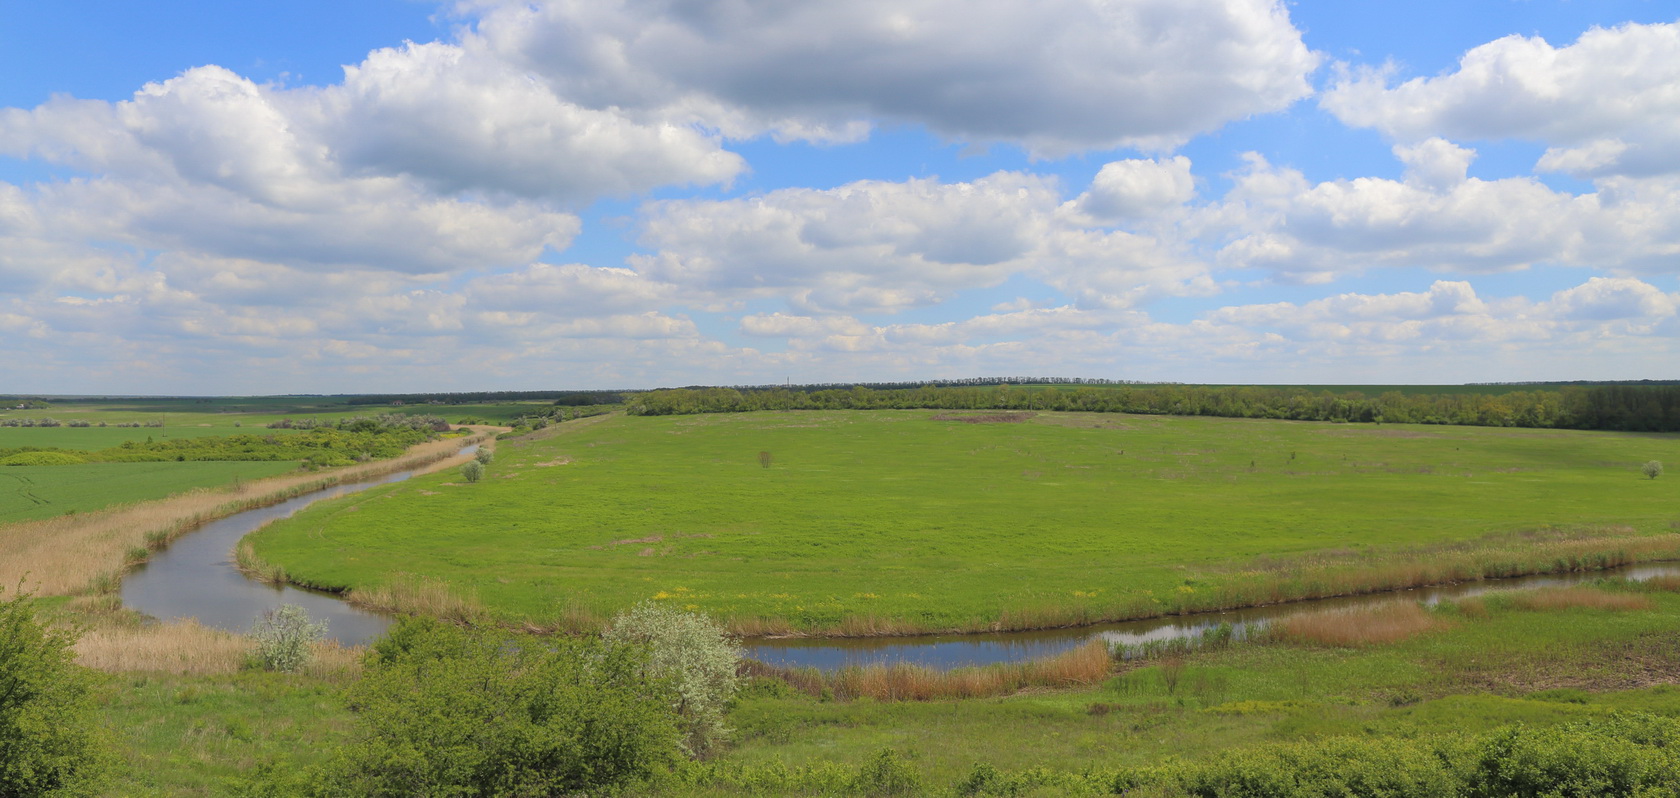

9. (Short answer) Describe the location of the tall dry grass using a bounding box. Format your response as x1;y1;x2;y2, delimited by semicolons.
72;619;361;679
744;640;1112;702
0;430;493;597
346;573;485;625
1270;602;1444;647
1640;575;1680;593
1503;587;1656;612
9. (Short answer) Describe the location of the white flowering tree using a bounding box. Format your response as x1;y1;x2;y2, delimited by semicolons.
602;601;742;757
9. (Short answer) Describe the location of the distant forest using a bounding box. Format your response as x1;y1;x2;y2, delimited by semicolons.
625;383;1680;432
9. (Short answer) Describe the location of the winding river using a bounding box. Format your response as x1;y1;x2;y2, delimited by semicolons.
119;458;1680;670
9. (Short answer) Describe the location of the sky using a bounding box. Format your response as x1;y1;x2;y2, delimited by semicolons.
1;0;1678;394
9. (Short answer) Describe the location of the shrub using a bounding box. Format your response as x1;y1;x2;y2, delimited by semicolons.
459;460;485;482
1643;460;1663;480
0;584;111;795
249;604;327;672
313;618;682;795
853;748;923;797
0;451;87;466
604;601;743;757
473;448;493;466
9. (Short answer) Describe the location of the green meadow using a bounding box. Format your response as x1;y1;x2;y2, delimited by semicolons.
248;410;1680;631
0;461;299;523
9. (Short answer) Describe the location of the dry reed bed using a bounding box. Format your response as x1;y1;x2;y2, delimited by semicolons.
72;618;361;679
0;430;493;597
343;573;486;625
1270;602;1445;647
743;640;1112;702
1503;586;1656;612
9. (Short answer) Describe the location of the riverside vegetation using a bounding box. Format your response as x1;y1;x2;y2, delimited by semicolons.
3;387;1679;795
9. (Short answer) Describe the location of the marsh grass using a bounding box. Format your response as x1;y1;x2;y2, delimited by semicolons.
1502;586;1656;612
0;431;492;597
1269;602;1445;647
744;640;1111;702
72;619;361;678
234;540;289;585
345;572;485;624
1640;574;1680;592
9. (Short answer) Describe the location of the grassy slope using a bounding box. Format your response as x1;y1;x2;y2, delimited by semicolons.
91;587;1680;795
249;411;1680;629
0;461;300;524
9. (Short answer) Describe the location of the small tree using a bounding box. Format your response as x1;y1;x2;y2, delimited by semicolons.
603;602;742;757
474;448;494;465
460;460;484;483
250;604;327;673
0;584;111;795
1643;460;1663;480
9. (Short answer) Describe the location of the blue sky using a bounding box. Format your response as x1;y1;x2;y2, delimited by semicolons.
1;0;1677;393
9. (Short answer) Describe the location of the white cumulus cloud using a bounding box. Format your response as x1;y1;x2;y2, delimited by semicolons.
465;0;1320;154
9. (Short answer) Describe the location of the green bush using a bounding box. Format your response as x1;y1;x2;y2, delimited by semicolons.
473;448;493;466
853;748;923;797
0;585;111;796
603;601;743;757
311;618;682;796
0;451;86;466
249;605;326;673
459;461;484;483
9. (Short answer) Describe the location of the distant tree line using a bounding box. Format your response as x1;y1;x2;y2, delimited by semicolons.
625;384;1680;432
343;390;627;406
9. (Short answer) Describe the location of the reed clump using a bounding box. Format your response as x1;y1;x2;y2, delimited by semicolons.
1270;602;1444;647
234;540;288;585
1503;587;1655;612
0;431;493;597
745;640;1111;702
71;619;361;678
1639;575;1680;593
346;573;486;625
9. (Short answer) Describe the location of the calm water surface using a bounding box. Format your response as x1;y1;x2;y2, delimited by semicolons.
119;445;479;645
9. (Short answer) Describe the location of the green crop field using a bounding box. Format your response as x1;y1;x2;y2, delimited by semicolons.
0;461;300;523
248;410;1680;631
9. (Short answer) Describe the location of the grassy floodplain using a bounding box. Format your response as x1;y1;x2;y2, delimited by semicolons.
248;410;1680;633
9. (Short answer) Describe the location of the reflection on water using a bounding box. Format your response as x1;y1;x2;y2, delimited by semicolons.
120;445;479;646
745;563;1680;671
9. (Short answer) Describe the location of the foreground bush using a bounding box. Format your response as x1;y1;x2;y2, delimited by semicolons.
249;604;327;672
666;713;1680;797
310;618;683;796
0;585;110;796
604;602;743;757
